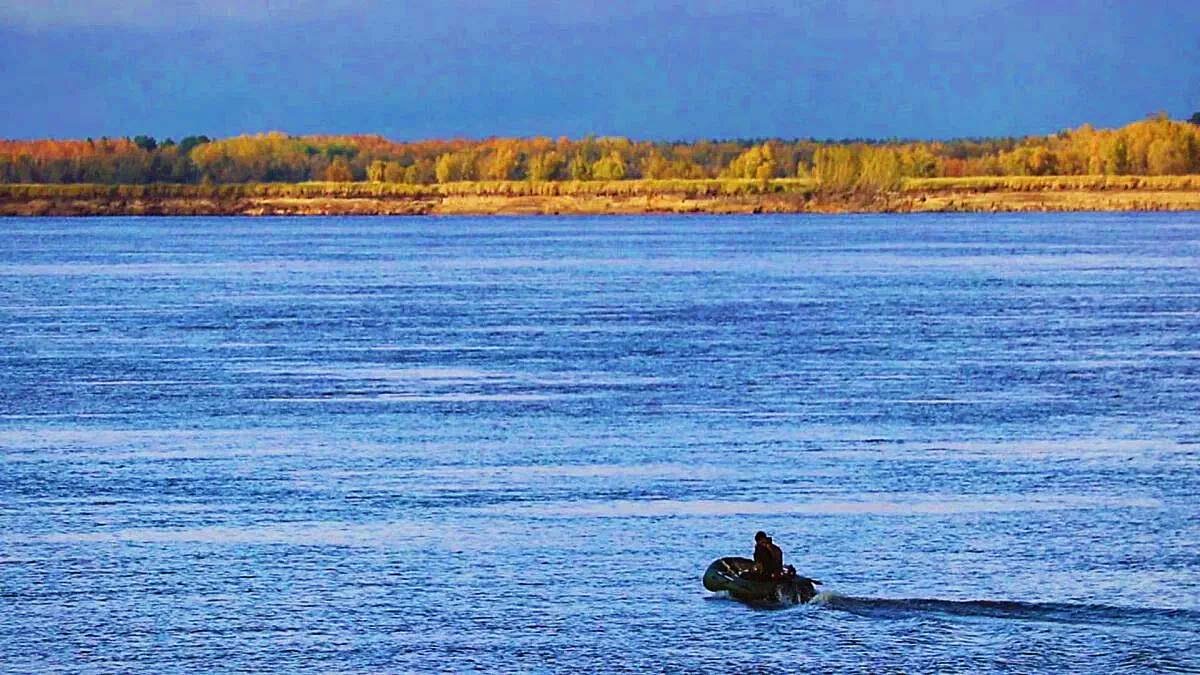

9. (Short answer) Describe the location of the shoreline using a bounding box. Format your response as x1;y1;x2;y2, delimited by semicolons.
3;178;1200;216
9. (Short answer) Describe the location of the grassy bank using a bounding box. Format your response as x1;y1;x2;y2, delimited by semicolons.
903;175;1200;192
2;176;1199;216
0;178;814;200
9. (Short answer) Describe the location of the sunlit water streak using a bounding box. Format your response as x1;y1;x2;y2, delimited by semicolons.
1;214;1199;673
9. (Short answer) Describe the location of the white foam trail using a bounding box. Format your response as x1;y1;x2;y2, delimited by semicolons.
809;591;843;606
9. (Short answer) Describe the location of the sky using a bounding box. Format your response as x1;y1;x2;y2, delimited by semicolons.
1;0;1198;141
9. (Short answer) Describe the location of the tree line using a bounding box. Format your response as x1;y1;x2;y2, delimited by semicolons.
2;114;1198;188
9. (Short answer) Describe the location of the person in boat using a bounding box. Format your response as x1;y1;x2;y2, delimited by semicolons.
752;531;787;580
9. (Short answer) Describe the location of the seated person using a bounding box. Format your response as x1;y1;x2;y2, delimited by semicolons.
752;530;786;579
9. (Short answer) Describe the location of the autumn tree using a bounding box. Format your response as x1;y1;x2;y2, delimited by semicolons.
528;151;565;181
434;154;454;183
899;145;938;178
324;158;354;182
382;161;407;183
482;144;520;180
1147;137;1191;174
641;152;671;179
435;151;479;182
1104;136;1130;174
856;147;902;190
408;159;437;184
367;160;387;182
5;116;1200;186
813;146;859;190
567;154;591;180
998;145;1058;176
722;143;776;181
590;152;626;180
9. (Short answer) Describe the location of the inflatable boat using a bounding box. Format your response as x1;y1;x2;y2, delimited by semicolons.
703;556;821;604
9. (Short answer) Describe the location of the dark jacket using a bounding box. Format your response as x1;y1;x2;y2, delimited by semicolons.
754;538;784;575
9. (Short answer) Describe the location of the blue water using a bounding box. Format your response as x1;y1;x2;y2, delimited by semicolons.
1;214;1198;673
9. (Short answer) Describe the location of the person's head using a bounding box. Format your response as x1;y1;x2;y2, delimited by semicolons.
755;531;768;543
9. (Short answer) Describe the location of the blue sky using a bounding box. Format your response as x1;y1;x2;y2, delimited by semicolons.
2;0;1198;140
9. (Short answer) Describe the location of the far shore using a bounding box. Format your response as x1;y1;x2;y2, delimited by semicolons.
3;177;1200;216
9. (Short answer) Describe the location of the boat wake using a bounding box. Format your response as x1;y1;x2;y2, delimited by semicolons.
810;592;1200;630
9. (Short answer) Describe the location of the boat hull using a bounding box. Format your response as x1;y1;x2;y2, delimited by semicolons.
703;556;819;604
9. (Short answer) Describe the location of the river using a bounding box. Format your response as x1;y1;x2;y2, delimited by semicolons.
2;214;1198;672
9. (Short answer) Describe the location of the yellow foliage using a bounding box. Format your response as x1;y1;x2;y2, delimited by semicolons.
5;115;1200;187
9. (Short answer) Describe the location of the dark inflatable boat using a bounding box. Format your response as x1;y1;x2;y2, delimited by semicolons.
703;556;821;604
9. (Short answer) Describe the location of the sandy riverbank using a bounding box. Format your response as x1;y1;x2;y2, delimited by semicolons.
3;178;1200;216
